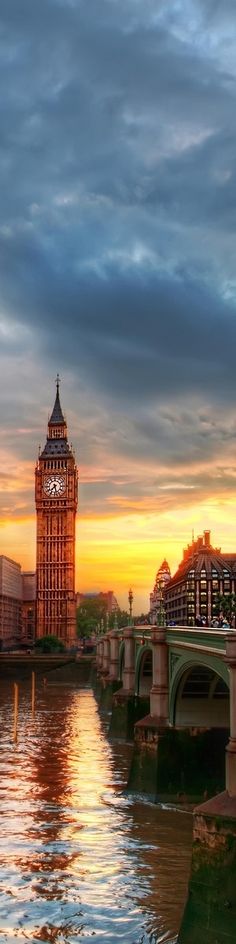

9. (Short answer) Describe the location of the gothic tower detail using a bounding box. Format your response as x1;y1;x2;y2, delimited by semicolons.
35;376;78;646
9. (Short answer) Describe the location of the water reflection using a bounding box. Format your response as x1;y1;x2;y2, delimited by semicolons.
0;683;192;943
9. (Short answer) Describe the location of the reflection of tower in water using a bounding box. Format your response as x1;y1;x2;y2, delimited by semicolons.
20;685;80;890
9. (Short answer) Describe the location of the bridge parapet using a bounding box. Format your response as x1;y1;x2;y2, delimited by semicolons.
166;626;227;655
96;625;229;690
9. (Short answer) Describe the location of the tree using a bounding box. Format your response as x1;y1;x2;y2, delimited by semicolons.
76;597;107;638
35;634;65;653
214;593;236;623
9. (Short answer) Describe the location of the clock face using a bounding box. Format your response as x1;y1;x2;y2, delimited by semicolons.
43;474;66;497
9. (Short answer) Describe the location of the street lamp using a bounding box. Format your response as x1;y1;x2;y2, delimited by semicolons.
128;587;133;625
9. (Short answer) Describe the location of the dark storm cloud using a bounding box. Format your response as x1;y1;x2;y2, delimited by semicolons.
197;0;236;23
1;0;236;508
0;0;235;226
0;222;235;411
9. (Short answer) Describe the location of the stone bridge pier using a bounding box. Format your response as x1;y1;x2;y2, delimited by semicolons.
109;625;151;739
128;625;172;797
149;626;168;723
95;631;121;708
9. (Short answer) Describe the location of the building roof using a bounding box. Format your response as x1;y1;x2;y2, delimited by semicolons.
165;531;236;589
40;376;74;459
41;438;71;458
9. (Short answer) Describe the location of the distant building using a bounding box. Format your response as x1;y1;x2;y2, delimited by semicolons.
150;559;171;624
164;530;236;626
76;590;118;614
21;572;36;646
0;556;22;650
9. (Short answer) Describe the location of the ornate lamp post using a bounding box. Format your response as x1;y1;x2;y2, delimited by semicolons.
128;587;134;625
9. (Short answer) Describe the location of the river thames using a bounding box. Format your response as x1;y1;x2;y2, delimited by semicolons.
0;682;192;943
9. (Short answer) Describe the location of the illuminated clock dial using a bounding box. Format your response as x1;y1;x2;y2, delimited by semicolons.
43;474;66;496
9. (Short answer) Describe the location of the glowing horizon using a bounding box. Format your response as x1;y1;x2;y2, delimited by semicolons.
1;486;236;613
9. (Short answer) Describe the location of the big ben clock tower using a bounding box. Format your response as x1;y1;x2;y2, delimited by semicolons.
35;376;78;647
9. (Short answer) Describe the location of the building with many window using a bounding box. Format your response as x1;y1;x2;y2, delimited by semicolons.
164;530;236;626
0;556;22;650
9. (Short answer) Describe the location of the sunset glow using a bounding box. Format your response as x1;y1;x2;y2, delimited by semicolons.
1;483;236;612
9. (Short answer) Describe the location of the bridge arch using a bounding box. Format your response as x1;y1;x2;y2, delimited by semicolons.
135;646;153;697
170;655;229;728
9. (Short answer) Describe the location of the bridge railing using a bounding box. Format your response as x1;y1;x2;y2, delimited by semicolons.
96;624;229;650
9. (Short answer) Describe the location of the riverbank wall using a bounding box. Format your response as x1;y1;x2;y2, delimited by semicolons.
178;792;236;944
0;654;93;684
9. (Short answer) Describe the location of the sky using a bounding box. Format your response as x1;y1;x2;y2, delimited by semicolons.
1;0;236;612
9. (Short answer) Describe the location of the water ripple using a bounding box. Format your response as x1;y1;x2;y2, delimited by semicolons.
0;683;192;943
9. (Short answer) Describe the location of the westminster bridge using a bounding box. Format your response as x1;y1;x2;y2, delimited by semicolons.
96;622;236;807
96;624;236;745
96;623;232;732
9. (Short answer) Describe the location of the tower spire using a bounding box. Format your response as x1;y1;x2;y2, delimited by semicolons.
48;374;65;427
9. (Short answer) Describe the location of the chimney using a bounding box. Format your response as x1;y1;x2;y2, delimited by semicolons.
204;530;211;548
